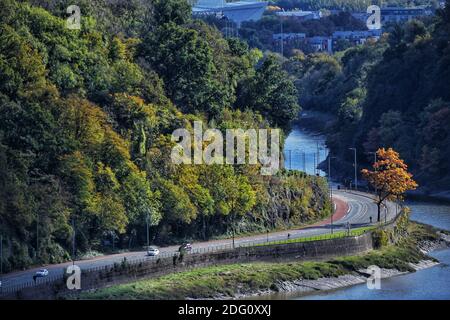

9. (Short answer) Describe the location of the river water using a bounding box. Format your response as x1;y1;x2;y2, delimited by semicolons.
283;123;328;176
278;124;450;300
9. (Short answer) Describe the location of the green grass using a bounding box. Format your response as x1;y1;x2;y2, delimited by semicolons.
253;226;376;247
75;222;438;300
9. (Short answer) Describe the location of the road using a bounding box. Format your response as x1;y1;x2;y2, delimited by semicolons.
0;190;398;291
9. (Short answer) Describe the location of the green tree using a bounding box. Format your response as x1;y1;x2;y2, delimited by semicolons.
237;54;300;129
152;0;192;26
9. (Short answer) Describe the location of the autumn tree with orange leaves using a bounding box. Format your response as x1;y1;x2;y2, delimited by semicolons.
362;148;418;222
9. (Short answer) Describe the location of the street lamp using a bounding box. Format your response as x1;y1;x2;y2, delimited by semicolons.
302;151;306;172
0;235;3;278
286;149;292;170
146;213;150;251
328;155;337;234
72;218;76;266
349;148;358;190
280;9;285;56
366;151;377;195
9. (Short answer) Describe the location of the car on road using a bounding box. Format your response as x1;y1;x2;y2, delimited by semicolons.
179;243;192;252
147;247;160;256
35;269;49;277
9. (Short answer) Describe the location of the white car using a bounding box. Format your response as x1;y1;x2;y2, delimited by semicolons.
147;247;160;256
35;269;49;277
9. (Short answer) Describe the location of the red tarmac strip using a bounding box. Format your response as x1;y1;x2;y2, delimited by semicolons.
310;196;349;227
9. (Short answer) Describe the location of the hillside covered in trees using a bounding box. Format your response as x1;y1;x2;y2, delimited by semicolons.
285;1;450;192
0;0;331;271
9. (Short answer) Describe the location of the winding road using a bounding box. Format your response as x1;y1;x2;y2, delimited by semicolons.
0;190;398;292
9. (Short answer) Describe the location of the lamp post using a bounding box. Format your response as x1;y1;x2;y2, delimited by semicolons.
280;9;285;56
367;151;377;194
302;151;306;172
0;235;3;277
287;149;292;170
72;218;76;266
146;214;150;251
328;155;336;234
349;148;357;190
385;206;388;224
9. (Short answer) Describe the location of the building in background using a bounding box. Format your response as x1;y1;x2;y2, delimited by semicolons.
272;32;306;41
192;0;268;27
332;29;382;45
351;6;434;26
307;36;333;54
275;10;322;21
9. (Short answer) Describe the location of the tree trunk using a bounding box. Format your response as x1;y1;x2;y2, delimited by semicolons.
377;203;381;222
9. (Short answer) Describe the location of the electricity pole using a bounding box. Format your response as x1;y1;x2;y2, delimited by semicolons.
349;148;357;190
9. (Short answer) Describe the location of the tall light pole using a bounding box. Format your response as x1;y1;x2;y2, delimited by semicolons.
35;214;39;262
328;155;336;234
146;213;150;250
72;218;76;266
349;148;357;190
280;9;285;56
316;141;321;174
313;152;317;175
0;235;3;278
302;151;306;172
367;151;377;194
288;150;292;170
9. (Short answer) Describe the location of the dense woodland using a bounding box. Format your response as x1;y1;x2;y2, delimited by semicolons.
284;1;450;191
0;0;331;271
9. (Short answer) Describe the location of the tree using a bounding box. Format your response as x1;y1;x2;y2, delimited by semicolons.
152;0;191;26
361;148;418;222
237;54;300;129
140;22;222;115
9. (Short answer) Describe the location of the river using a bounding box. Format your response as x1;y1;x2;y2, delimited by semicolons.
283;123;328;176
278;122;450;300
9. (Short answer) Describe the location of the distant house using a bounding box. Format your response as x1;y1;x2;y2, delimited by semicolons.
306;36;333;53
276;10;322;21
332;29;382;45
380;6;434;23
272;33;306;41
351;6;434;26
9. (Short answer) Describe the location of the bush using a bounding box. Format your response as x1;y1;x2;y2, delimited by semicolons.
372;230;389;248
